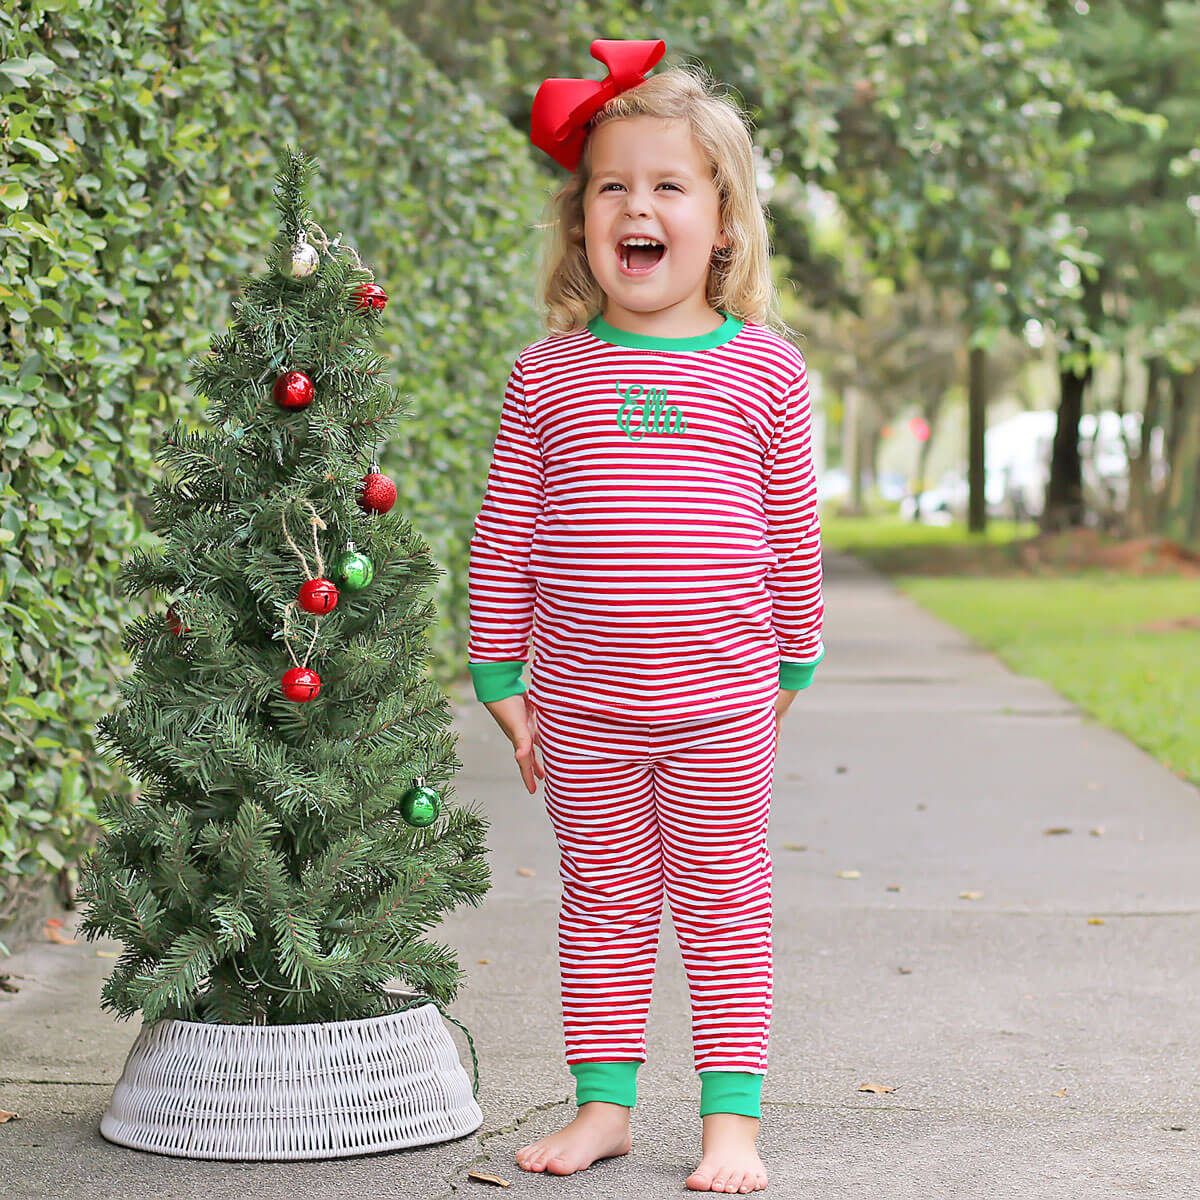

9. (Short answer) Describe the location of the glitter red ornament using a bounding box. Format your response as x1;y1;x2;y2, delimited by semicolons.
354;282;388;311
166;603;189;636
281;666;321;702
358;469;397;514
298;577;339;614
272;370;315;409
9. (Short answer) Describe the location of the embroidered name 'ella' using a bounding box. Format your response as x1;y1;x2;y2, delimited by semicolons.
615;382;688;440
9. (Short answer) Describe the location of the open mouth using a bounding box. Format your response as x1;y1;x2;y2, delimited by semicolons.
617;238;667;275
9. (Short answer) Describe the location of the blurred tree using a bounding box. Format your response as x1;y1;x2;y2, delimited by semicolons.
1041;0;1198;536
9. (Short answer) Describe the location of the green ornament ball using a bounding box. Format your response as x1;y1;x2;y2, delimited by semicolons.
400;784;441;828
336;550;374;591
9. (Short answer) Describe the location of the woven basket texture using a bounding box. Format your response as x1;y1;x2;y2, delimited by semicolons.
99;1000;483;1160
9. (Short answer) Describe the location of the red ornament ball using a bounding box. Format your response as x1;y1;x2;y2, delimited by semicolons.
272;370;315;410
281;666;321;702
354;282;388;311
166;603;189;637
298;577;339;614
358;471;397;514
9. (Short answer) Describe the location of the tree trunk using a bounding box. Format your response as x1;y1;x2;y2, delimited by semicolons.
864;423;883;503
1126;356;1162;536
1162;369;1200;540
1040;329;1091;533
967;343;987;532
840;381;864;516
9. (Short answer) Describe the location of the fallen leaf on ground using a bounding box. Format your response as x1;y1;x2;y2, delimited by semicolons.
858;1082;894;1094
959;891;983;900
1043;827;1071;835
1051;1088;1067;1097
1089;827;1104;836
886;884;902;892
468;1169;511;1187
1087;918;1104;925
96;951;119;958
782;843;807;851
516;867;535;877
0;976;17;994
0;1110;19;1123
44;919;76;944
836;869;861;879
477;959;491;965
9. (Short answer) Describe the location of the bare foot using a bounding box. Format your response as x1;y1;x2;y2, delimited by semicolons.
515;1100;633;1176
686;1112;768;1193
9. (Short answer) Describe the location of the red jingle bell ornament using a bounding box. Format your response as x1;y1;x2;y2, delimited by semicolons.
358;466;397;514
354;282;388;311
272;370;315;410
298;577;339;614
281;666;321;702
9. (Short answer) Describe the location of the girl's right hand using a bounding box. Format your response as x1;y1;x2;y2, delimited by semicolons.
481;692;546;795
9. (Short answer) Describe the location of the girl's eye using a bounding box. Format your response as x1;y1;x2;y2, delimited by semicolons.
599;182;680;192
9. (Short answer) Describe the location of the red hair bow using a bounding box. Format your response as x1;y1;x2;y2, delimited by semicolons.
530;38;667;172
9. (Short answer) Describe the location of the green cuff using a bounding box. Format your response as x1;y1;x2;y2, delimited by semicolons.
570;1059;640;1108
779;645;824;691
467;659;526;702
699;1070;763;1118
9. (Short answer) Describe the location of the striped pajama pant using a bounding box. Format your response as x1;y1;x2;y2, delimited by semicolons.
530;698;779;1118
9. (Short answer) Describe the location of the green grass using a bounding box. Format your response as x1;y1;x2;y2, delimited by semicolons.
820;510;1039;574
897;574;1200;786
821;510;1039;551
817;512;1200;787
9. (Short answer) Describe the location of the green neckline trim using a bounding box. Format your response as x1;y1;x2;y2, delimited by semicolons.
587;309;743;350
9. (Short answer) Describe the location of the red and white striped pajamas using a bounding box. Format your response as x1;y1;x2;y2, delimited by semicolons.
467;310;823;1116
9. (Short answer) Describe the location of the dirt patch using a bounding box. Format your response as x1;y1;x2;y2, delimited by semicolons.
1138;615;1200;633
1018;530;1200;576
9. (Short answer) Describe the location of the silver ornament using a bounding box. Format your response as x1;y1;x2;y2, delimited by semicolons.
286;241;319;278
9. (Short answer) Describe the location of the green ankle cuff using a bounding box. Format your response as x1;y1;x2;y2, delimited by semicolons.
569;1059;640;1108
699;1070;763;1118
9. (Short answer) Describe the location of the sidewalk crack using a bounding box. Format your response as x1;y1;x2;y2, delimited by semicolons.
435;1096;570;1198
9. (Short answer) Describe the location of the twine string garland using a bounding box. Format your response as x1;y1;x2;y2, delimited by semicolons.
279;500;330;670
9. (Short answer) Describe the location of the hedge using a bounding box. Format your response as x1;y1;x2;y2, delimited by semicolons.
0;0;547;945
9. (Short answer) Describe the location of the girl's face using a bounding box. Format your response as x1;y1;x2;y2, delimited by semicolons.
582;116;730;334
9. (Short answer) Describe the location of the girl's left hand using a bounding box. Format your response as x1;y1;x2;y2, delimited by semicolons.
775;687;799;740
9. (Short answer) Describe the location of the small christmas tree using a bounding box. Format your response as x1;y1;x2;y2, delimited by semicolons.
76;146;490;1029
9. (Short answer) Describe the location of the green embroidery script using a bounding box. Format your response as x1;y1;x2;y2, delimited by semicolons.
615;382;688;440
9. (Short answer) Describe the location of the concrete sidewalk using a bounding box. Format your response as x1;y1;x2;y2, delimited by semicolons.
2;550;1198;1198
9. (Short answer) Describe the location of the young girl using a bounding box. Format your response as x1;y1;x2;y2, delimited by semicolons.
467;38;823;1195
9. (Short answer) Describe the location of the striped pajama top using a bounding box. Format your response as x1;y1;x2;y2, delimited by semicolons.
466;307;824;724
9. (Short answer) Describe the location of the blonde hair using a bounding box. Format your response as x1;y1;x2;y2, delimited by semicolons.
534;61;795;342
